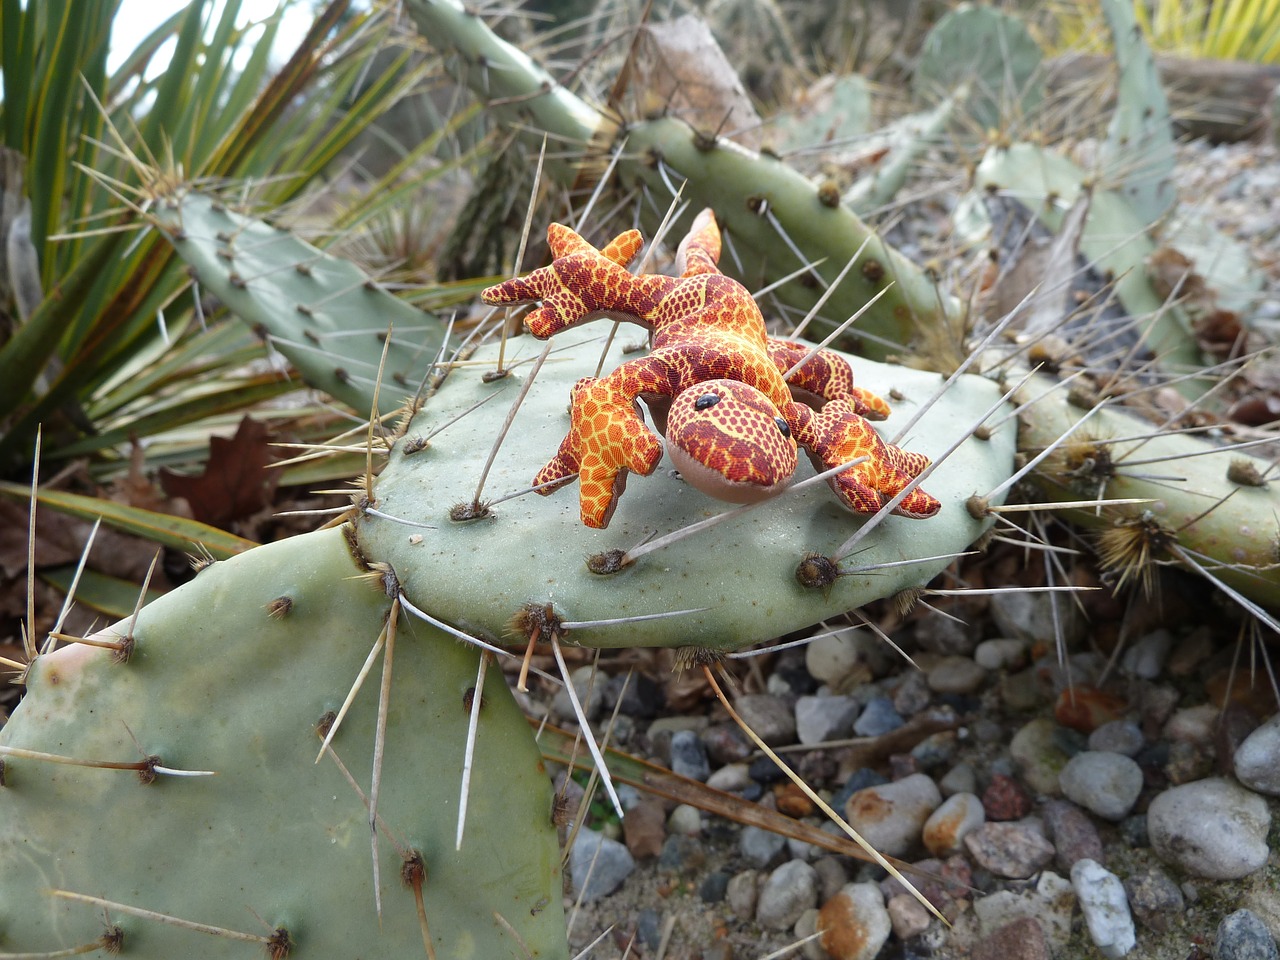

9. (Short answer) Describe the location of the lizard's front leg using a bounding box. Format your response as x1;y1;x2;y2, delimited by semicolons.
791;400;940;519
535;375;666;528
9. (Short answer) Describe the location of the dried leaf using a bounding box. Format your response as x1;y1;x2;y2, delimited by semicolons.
160;417;281;528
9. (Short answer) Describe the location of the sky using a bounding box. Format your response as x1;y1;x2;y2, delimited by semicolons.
110;0;318;73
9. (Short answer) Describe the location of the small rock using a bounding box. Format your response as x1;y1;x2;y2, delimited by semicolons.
990;589;1081;646
636;908;662;947
853;697;905;736
569;829;635;901
1121;629;1173;679
740;824;789;867
963;821;1055;879
551;665;604;722
795;908;825;960
818;882;892;960
796;694;859;745
973;872;1074;951
911;731;958;769
923;792;985;856
701;722;753;765
1217;909;1280;960
1148;778;1272;879
814;855;850;903
806;628;873;686
892;670;932;716
667;803;701;836
726;869;759;920
1235;714;1280;796
706;762;751;792
700;870;730;903
669;729;710;781
982;773;1033;821
1216;704;1260;777
1009;717;1068;795
1088;720;1145;757
756;859;818;931
843;773;942;857
1042;798;1105;872
926;655;988;695
733;694;797;745
974;638;1029;672
658;834;704;874
971;917;1051;960
938;762;978;797
774;781;816;818
887;893;933;939
1002;667;1048;711
1164;703;1219;744
603;671;664;719
1123;867;1184;932
1072;859;1136;958
1166;739;1213;784
623;799;667;859
1059;751;1144;821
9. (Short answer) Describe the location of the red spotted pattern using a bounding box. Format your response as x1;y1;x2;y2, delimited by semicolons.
481;209;941;528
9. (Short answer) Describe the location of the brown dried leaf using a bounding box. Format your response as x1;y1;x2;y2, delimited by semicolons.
159;416;281;528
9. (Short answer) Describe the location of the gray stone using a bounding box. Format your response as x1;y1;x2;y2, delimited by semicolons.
1124;867;1185;932
666;803;702;836
669;729;710;781
974;638;1028;671
732;694;797;745
1217;909;1280;960
757;859;818;931
551;665;605;722
569;828;636;902
1059;751;1143;821
926;655;988;695
1088;720;1145;757
741;824;789;867
726;869;759;920
843;773;942;857
1121;629;1174;679
1235;714;1280;796
1072;859;1136;958
887;893;933;939
964;821;1055;879
972;871;1074;952
795;693;859;745
706;762;751;792
938;762;978;797
853;696;905;736
1148;778;1272;880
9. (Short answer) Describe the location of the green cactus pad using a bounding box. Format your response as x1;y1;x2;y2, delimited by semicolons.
155;192;450;416
0;527;566;959
357;329;1015;651
913;5;1044;131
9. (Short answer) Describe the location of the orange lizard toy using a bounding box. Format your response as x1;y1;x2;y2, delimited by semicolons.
481;209;940;528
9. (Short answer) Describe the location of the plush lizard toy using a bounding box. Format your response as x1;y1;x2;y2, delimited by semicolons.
481;209;940;529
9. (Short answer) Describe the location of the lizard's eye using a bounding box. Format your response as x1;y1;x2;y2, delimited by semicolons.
694;393;721;410
775;417;790;438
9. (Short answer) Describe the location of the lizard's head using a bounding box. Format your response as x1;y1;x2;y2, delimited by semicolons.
664;379;798;504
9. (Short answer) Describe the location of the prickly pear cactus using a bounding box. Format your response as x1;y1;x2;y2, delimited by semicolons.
0;527;566;959
150;189;1017;648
